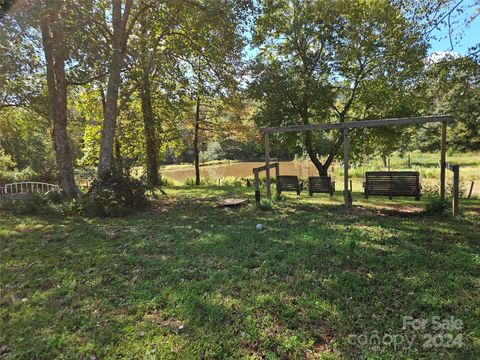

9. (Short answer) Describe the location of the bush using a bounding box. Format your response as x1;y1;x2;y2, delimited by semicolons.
422;180;465;198
159;177;178;186
0;194;59;215
81;175;151;217
200;142;224;163
425;198;451;215
259;199;273;211
219;176;242;187
0;166;38;184
0;175;155;218
183;177;216;186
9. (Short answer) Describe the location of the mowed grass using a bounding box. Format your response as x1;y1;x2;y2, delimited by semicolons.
1;186;480;359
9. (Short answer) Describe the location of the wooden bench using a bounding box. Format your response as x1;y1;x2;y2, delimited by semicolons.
308;176;335;196
276;175;303;195
364;171;420;200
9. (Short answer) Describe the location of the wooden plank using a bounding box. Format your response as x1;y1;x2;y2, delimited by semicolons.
264;133;271;200
252;163;279;173
440;121;447;200
260;115;454;134
343;129;350;208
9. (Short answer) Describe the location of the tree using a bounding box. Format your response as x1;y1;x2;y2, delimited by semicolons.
415;55;480;151
1;0;80;197
176;0;247;184
97;0;137;180
250;0;428;175
39;1;80;197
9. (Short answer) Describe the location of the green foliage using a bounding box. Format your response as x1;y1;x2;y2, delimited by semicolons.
200;142;224;163
425;198;452;215
81;175;151;217
250;0;428;166
0;147;15;170
415;56;480;152
219;176;242;187
0;108;56;181
0;194;58;215
0;166;37;184
259;198;272;211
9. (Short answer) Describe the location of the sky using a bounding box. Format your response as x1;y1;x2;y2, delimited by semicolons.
427;0;479;55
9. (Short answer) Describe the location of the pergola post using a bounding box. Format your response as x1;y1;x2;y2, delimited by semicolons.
452;165;459;216
343;128;350;208
440;121;447;200
254;169;260;209
264;133;271;200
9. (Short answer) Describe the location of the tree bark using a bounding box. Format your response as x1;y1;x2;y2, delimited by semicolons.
97;45;123;180
194;95;201;185
140;70;159;185
139;20;159;186
97;0;132;180
40;5;79;199
114;138;122;175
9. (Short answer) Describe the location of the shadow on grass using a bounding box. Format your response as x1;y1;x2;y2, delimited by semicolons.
1;195;479;359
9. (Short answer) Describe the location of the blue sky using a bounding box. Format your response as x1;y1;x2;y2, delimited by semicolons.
428;1;479;55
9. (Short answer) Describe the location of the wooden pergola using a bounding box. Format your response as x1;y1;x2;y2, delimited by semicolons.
259;115;455;208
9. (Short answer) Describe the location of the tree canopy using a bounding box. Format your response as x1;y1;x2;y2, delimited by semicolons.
0;0;478;189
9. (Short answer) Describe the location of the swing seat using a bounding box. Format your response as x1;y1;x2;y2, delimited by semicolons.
363;171;421;200
308;176;335;196
276;176;303;195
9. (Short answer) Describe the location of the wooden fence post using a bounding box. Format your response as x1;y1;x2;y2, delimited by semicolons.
468;181;474;199
264;133;271;200
440;121;447;200
254;170;260;209
452;165;459;216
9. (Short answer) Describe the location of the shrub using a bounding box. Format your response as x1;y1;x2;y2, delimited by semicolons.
219;176;242;187
422;180;465;198
0;194;59;215
183;177;216;186
425;198;451;215
81;174;152;217
259;199;273;211
0;166;38;184
159;177;177;186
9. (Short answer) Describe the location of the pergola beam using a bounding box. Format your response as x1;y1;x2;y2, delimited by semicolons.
260;115;453;134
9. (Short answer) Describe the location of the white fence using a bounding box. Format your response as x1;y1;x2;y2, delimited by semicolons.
2;182;59;195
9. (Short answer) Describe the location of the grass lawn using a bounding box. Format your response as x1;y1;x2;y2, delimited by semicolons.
1;186;479;359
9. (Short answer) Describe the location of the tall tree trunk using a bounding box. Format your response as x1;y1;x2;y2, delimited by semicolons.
140;71;159;185
194;95;201;185
40;5;79;199
97;0;132;180
139;18;159;186
98;48;123;180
